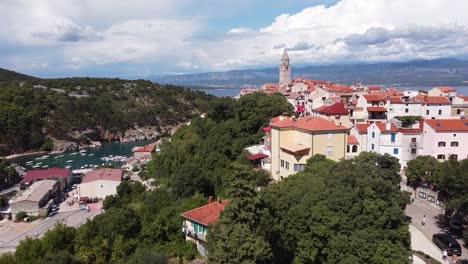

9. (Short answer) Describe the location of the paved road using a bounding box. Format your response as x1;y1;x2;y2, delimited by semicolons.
406;199;468;262
0;185;19;196
0;210;98;253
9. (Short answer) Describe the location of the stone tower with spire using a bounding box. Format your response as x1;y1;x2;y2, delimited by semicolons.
279;48;291;85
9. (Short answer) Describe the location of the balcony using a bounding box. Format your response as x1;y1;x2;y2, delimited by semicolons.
183;226;207;241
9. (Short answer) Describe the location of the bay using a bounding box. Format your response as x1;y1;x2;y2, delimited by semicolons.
12;139;156;171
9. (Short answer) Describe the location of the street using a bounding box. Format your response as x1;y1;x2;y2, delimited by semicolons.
0;210;98;253
406;198;468;263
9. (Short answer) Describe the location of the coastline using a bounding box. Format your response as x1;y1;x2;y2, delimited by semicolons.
4;151;48;160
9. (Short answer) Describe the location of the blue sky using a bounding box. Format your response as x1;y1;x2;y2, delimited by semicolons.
1;0;468;78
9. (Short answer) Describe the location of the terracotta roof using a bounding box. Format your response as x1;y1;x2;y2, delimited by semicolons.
181;200;229;226
347;135;359;145
82;169;123;183
271;116;349;132
398;128;422;134
367;107;387;112
134;144;156;153
313;102;349;115
248;153;268;160
354;124;371;134
416;95;451;104
436;87;456;92
369;86;381;91
22;168;71;184
425;119;468;132
363;94;386;102
375;123;398;133
270;115;290;123
325;85;354;93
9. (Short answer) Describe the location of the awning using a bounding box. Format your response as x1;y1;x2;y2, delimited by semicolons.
79;196;89;202
263;126;272;132
367;107;387;112
248;153;269;160
280;144;310;155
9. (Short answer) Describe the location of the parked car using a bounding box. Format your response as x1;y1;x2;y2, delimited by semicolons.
432;234;462;256
449;215;463;232
48;211;58;217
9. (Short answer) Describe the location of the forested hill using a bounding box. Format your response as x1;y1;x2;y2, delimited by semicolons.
0;77;214;156
0;68;37;83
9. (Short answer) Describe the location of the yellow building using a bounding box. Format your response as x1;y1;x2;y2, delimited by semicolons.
270;116;349;181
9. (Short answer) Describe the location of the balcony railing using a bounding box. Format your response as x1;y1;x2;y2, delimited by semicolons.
183;226;207;241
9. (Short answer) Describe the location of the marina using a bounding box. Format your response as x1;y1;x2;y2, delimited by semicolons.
11;139;157;171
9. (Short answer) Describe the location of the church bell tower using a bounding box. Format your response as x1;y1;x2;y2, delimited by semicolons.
279;48;291;85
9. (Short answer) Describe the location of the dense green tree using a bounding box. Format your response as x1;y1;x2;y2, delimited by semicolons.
405;155;438;184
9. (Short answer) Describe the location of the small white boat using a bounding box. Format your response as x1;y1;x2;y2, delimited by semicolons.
70;152;77;155
93;165;98;168
66;160;73;163
33;165;40;168
89;154;94;156
65;165;71;169
80;166;84;169
42;165;49;168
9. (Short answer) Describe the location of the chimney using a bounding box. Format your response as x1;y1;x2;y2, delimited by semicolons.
385;122;391;131
208;196;214;204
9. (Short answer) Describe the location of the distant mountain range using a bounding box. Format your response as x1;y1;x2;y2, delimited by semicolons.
149;58;468;88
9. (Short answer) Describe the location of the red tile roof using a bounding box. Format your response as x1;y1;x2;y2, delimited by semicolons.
270;115;290;123
248;153;268;160
363;94;386;102
134;145;155;153
22;168;71;184
369;86;381;91
425;119;468;132
375;122;398;133
347;135;359;145
82;169;123;183
325;85;354;93
354;124;371;134
398;128;422;134
436;87;456;92
313;102;349;115
181;200;229;226
416;95;451;104
367;107;387;112
271;116;349;132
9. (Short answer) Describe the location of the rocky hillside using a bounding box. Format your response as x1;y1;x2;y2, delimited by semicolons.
0;76;214;155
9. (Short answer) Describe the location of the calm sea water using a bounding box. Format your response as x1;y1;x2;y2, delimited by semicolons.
12;139;156;170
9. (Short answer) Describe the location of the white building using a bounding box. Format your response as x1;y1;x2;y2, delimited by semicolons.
10;180;59;218
350;123;371;154
416;95;452;120
367;121;423;167
78;169;123;200
420;119;468;161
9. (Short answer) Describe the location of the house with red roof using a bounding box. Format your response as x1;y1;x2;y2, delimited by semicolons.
133;143;157;160
270;116;349;180
451;95;468;119
21;168;73;190
77;168;123;199
428;87;457;100
367;120;424;167
420;119;468;161
350;123;371;155
181;197;229;256
415;95;452;119
311;102;351;127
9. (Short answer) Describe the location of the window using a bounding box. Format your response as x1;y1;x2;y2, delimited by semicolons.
294;164;305;172
371;144;375;150
457;109;461;114
326;146;333;157
280;159;285;168
328;133;333;140
438;109;442;115
391;133;396;142
285;161;290;170
405;108;409;113
451;141;459;147
372;132;375;138
426;110;429;115
393;148;399;154
347;145;350;153
449;154;458;161
437;154;445;160
411;137;417;143
436;200;444;206
438;141;446;147
427;195;436;203
419;191;426;199
352;145;358;153
411;148;417;154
